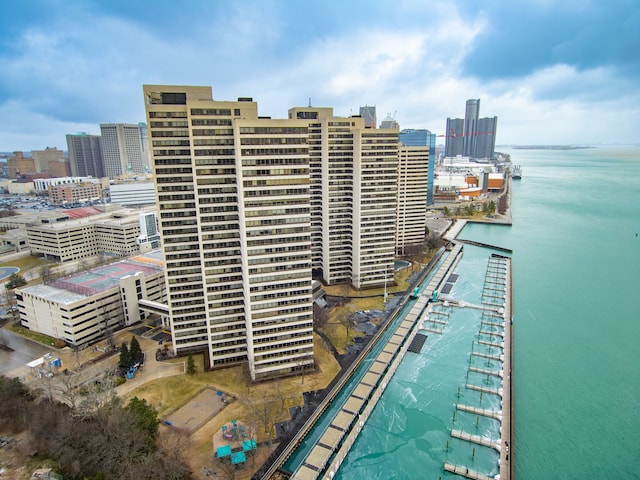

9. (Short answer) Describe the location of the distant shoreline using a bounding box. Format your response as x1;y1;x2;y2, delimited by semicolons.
499;145;596;150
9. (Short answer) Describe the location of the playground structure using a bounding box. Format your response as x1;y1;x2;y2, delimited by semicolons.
214;419;257;469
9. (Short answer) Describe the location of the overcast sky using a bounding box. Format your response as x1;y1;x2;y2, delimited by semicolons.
1;0;638;151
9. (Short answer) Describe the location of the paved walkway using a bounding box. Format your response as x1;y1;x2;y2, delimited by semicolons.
5;325;185;403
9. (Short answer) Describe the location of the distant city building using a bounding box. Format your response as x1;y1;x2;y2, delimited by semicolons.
66;133;105;178
7;151;36;178
359;105;377;128
5;180;34;195
31;147;65;174
100;123;148;178
380;114;400;129
47;159;72;178
48;182;102;206
475;116;498;160
445;99;498;159
109;182;156;206
399;129;436;206
33;177;97;193
138;122;152;171
444;118;464;158
17;251;166;348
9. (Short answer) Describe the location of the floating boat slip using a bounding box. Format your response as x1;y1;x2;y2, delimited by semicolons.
451;429;501;451
456;403;502;421
444;462;494;480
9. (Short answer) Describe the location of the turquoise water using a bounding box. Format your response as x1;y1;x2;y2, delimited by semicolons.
334;146;640;478
476;146;640;479
284;254;450;473
335;245;506;479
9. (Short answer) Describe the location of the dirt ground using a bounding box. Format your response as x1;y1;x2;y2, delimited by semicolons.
165;387;229;435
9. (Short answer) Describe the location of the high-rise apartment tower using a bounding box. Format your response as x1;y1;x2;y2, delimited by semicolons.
288;107;398;289
143;85;314;381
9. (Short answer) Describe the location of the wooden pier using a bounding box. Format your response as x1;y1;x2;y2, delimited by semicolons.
469;366;503;378
444;462;494;480
283;247;466;480
479;329;504;338
466;383;503;397
456;403;502;421
451;429;500;451
471;351;503;362
478;339;504;349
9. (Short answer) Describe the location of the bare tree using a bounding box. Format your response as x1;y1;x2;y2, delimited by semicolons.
313;302;329;331
243;386;286;446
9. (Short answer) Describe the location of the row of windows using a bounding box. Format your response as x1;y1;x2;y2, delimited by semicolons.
239;127;307;135
240;137;307;145
245;216;309;228
244;188;308;197
241;148;307;157
243;178;309;187
190;108;233;116
151;129;189;137
244;198;308;209
192;118;233;126
150;121;188;128
193;138;235;146
244;207;309;217
149;111;188;118
241;157;308;166
195;158;236;166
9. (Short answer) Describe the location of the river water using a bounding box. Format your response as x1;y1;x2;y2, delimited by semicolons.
334;145;640;479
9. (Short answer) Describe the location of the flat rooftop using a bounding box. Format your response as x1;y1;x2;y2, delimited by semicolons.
21;251;164;303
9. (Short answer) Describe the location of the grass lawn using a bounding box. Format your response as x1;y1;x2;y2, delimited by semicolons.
124;334;340;443
6;324;58;347
0;255;51;272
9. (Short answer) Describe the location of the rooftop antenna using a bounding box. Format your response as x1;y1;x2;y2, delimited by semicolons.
308;97;312;107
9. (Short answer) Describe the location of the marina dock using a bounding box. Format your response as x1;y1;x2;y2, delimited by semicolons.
260;233;513;480
445;254;512;480
444;462;494;480
268;247;464;480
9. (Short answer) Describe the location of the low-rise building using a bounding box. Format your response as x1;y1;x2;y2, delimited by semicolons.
26;206;157;262
48;182;102;205
109;181;156;206
17;251;166;348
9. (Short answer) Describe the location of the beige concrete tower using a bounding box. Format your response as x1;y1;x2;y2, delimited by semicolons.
143;85;313;381
289;107;398;289
396;146;430;255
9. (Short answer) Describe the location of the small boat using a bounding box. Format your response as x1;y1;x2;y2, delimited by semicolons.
511;165;522;180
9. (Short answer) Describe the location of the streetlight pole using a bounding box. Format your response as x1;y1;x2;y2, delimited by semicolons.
384;266;388;304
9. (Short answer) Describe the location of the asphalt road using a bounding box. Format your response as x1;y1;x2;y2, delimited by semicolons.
0;328;52;376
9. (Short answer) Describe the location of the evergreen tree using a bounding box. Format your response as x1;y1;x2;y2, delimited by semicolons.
129;336;142;363
4;273;27;290
119;343;131;369
125;397;159;445
186;354;196;375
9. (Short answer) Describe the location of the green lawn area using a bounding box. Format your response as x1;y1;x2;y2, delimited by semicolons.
0;255;51;272
124;334;340;443
6;324;59;347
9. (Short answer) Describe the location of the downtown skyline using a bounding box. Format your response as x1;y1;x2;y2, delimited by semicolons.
1;0;639;150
